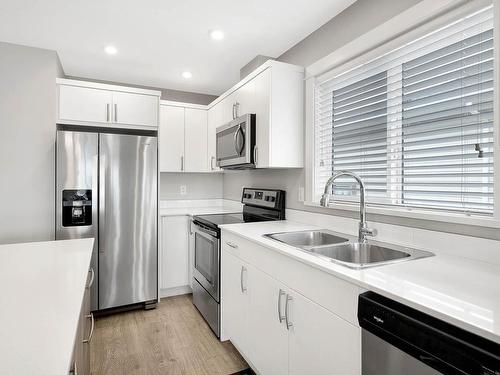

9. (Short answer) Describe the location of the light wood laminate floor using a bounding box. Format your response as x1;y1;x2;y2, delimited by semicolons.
91;294;249;375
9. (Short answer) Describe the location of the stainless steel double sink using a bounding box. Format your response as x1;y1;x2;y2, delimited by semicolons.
263;230;433;269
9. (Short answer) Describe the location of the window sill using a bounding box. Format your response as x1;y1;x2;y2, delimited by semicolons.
303;200;500;229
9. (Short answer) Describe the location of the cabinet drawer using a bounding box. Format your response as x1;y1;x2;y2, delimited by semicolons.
221;230;360;325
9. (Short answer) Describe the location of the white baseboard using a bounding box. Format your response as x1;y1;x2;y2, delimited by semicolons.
159;285;192;299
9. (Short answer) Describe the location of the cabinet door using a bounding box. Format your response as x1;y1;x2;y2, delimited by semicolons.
221;250;249;353
184;108;208;172
112;91;158;127
188;219;195;288
247;266;288;375
233;79;256;118
288;290;361;375
207;105;221;172
220;93;237;124
161;216;189;289
159;105;185;172
81;285;91;375
59;85;112;124
254;69;271;168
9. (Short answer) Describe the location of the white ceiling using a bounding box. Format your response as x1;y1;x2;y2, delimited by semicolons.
0;0;355;95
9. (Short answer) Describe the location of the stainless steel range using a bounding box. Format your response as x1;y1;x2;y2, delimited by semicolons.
191;188;286;337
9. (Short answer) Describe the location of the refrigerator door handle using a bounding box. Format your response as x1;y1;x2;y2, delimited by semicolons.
99;153;106;254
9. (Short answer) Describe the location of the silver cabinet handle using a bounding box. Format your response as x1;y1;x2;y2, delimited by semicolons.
285;294;293;330
211;156;215;170
86;267;95;289
181;156;184;171
82;313;95;343
278;289;286;323
226;241;238;249
114;103;118;122
99;153;106;254
106;103;110;122
234;102;240;118
232;103;236;120
70;361;78;375
240;266;247;293
253;145;258;166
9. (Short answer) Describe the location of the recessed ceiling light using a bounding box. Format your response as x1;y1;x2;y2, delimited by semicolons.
104;45;118;55
182;71;192;79
210;29;225;40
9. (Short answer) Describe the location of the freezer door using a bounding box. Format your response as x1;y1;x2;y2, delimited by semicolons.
99;133;158;309
56;130;99;311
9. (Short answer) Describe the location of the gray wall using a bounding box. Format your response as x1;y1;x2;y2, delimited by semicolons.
277;0;424;66
0;42;64;244
68;76;217;105
160;173;223;200
222;0;500;240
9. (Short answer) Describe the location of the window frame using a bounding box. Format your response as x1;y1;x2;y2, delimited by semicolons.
304;0;500;228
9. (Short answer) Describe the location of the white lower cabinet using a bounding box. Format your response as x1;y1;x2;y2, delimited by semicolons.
247;265;288;375
221;234;361;375
161;216;190;293
70;269;93;375
288;290;361;375
222;250;250;353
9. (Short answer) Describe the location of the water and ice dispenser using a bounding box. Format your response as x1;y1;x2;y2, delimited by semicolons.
62;189;92;226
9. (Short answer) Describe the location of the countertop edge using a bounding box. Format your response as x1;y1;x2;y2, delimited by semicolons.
220;224;500;345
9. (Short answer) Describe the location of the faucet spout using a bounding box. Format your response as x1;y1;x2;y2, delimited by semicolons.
320;170;376;242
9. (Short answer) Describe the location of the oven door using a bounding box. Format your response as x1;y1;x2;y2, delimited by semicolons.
216;114;255;168
193;222;220;301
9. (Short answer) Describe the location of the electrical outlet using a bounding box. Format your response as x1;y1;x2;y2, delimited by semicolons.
180;185;187;195
298;186;305;202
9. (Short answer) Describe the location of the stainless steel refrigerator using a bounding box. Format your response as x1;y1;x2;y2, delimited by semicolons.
56;127;158;311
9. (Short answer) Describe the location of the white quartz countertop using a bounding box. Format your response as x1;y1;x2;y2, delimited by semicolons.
160;199;243;217
220;220;500;345
0;238;94;375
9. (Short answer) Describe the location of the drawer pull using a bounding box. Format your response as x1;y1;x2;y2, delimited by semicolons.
226;241;238;249
82;313;95;344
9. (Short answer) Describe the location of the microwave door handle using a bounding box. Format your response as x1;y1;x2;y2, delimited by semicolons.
237;127;245;156
233;124;242;156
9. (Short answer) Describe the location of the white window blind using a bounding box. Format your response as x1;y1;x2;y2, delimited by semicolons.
314;6;495;215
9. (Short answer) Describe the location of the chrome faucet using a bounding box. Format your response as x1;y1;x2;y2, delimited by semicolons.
320;170;376;243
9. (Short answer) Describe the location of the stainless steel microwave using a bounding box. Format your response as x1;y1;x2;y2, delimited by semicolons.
216;113;256;169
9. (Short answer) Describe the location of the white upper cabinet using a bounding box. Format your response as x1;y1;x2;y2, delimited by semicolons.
159;104;185;172
58;85;112;124
207;60;304;169
57;78;160;129
111;91;159;127
184;108;208;172
159;101;209;173
207;104;222;172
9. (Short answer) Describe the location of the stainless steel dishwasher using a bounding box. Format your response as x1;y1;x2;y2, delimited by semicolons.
358;291;500;374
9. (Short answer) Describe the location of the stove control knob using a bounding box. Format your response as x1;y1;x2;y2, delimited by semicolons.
265;196;276;202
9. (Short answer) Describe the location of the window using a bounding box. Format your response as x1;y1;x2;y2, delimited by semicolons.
314;6;495;216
